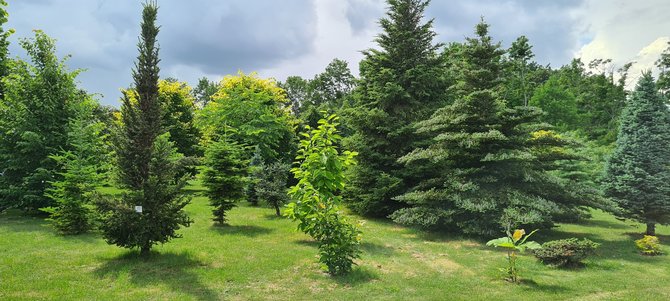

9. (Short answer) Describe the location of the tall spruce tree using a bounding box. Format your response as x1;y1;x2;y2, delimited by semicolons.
343;0;447;216
392;21;595;236
97;1;191;255
603;72;670;236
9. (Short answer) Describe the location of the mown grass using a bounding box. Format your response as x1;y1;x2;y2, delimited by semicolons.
1;180;669;300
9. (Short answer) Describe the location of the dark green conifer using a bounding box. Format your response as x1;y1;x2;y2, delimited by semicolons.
97;2;192;255
343;0;448;216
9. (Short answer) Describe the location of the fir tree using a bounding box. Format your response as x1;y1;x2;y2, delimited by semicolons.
254;161;290;216
392;21;596;236
603;72;670;236
42;99;108;234
97;2;192;255
202;136;248;225
343;0;448;217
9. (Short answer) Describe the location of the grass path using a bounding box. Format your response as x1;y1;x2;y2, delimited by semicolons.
1;181;669;300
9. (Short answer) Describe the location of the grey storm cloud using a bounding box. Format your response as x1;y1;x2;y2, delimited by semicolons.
4;0;666;105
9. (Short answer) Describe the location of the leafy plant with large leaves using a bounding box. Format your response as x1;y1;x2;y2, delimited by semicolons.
285;114;360;275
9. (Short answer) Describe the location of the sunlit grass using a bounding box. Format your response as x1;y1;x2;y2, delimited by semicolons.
1;180;668;300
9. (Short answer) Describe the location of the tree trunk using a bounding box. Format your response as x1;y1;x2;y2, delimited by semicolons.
140;245;151;257
275;205;281;217
646;223;656;236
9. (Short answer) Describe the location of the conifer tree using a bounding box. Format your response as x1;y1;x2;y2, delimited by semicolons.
343;0;448;216
254;161;290;216
97;2;191;255
603;72;670;236
203;136;248;225
42;99;108;234
393;21;595;235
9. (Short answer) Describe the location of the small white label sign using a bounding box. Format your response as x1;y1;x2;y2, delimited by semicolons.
135;206;143;213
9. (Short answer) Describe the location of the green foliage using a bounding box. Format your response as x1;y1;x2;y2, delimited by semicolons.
285;114;361;275
0;0;13;98
603;72;670;236
0;30;85;213
158;79;201;157
505;35;536;107
202;137;249;224
533;238;599;267
254;161;290;216
635;235;663;256
486;229;541;283
530;75;579;130
41;100;109;234
281;59;356;128
393;21;596;235
245;147;263;206
655;41;670;99
97;2;191;255
192;77;218;108
197;72;297;164
343;0;448;217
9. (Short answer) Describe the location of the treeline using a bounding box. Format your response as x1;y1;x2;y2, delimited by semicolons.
1;0;669;275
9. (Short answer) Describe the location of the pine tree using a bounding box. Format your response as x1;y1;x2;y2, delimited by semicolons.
343;0;448;217
603;72;670;236
97;2;191;255
392;21;594;236
202;137;248;225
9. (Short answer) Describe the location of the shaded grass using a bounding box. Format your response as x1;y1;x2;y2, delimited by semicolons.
1;180;669;300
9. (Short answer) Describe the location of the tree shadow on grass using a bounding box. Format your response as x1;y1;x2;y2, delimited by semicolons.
519;278;571;294
573;218;637;231
360;241;396;256
94;251;219;301
210;224;273;237
332;266;379;286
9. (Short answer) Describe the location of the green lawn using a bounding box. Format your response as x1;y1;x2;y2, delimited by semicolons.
1;181;669;301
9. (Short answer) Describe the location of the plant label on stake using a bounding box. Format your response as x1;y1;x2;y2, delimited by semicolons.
135;206;143;213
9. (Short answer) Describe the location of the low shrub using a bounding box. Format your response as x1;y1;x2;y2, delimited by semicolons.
533;238;599;267
635;235;663;256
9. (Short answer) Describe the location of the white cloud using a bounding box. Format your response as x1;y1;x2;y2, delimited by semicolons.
576;0;670;85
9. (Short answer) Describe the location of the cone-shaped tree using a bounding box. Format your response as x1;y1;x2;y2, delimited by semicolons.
392;21;597;236
343;0;448;217
97;1;191;255
603;72;670;236
203;136;249;225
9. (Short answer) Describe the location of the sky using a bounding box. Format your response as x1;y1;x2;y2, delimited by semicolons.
5;0;670;106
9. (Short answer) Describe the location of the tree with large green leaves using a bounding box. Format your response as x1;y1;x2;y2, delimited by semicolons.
197;72;296;164
285;115;360;275
96;2;192;256
392;21;598;236
603;72;670;236
0;31;85;213
343;0;448;217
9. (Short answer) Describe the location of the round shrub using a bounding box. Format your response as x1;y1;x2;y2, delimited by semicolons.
533;238;599;267
635;235;663;256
